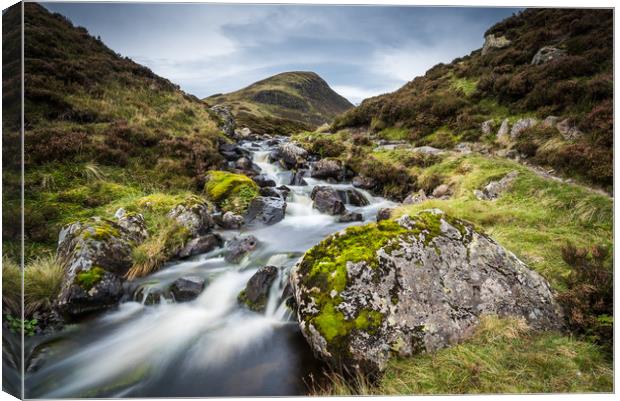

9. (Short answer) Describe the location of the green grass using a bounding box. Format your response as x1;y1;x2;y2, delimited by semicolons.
392;154;612;289
376;127;410;141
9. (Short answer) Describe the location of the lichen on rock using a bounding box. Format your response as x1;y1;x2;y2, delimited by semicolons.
290;209;563;375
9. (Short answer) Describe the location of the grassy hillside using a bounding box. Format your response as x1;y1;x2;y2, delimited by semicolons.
332;8;612;190
3;3;227;261
206;71;353;135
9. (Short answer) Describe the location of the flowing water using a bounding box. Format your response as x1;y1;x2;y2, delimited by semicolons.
24;138;395;398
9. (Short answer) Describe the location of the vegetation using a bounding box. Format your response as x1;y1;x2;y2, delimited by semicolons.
206;71;353;135
332;9;612;190
204;170;259;214
315;316;612;395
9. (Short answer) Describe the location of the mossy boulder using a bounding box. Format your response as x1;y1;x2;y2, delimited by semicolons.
56;214;147;318
166;196;214;237
290;209;563;375
204;171;259;215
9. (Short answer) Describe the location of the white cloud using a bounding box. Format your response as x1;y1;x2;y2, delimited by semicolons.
331;85;391;105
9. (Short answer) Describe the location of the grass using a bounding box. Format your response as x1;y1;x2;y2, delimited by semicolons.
450;76;478;96
316;316;613;395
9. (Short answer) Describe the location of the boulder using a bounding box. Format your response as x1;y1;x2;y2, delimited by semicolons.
245;196;287;225
290;209;563;375
474;171;519;201
253;174;276;188
238;265;279;312
338;212;363;223
114;208;148;243
278;142;308;169
177;233;223;259
311;186;346;215
224;235;259;264
403;190;428;205
531;46;566;65
376;208;393;222
311;159;344;181
510;118;538;139
167;200;213;237
481;119;495;135
352;176;376;190
56;217;146;318
496;118;510;142
337;188;369;207
481;34;511;56
170;276;206;302
432;184;451;198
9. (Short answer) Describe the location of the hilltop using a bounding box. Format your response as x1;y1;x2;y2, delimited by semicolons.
331;8;612;190
206;71;353;135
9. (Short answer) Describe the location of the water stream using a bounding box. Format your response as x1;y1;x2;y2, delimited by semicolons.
24;138;395;398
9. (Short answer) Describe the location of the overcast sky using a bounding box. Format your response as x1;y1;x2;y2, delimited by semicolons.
42;2;520;104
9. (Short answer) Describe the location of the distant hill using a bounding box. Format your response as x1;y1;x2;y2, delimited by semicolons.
206;71;353;135
332;8;612;189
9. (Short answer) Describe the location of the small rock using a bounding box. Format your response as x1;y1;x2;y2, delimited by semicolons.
234;127;252;139
556;119;583;140
167;200;213;237
481;119;495;135
338;212;363;223
311;159;344;181
177;234;223;259
474;171;519;200
352;176;376;190
496;118;510;141
253;174;276;188
411;146;444;155
531;46;567;65
219;211;244;229
224;235;259;264
541;116;560;129
170;276;205;302
290;170;308;186
337;188;369;207
278;142;308;169
238;265;279;312
510;118;538;139
403;190;428;205
376;208;393;222
311;186;346;215
432;184;451;198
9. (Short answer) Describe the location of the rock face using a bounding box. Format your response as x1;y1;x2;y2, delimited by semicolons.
474;171;519;201
167;200;213;237
211;105;236;137
510;118;538;139
290;210;563;375
170;276;206;302
177;234;223;259
224;235;259;263
244;196;287;225
481;34;511;56
56;216;147;318
238;265;279;312
311;159;344;181
531;46;566;65
311;186;346;215
278;142;308;169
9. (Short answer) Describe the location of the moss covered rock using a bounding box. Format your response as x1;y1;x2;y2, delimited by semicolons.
204;171;259;215
290;209;563;375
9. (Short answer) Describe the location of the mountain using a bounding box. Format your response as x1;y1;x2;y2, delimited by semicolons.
331;8;612;189
206;71;354;135
3;3;227;258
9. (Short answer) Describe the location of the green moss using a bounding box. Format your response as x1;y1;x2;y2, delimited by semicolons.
76;267;105;290
237;289;268;312
81;219;121;241
204;170;259;214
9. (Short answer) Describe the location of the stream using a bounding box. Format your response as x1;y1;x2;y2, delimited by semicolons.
23;138;395;398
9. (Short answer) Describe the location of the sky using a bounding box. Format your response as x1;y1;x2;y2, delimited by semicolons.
43;2;520;104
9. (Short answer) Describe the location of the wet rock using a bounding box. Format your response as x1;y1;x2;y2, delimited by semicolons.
170;276;206;302
57;270;123;318
376;208;393;222
290;170;308;186
253;174;276;188
403;189;428;205
278;142;308;169
481;119;495;135
114;208;148;243
432;184;451;198
245;196;287;225
337;188;369;207
177;233;223;259
481;34;511;55
338;212;363;223
167;200;214;237
238;265;279;312
352;176;376;190
216;211;244;229
290;209;563;375
259;186;283;199
474;171;519;201
224;235;259;263
510;118;538;139
311;186;346;215
235;157;254;171
311;159;344;181
531;46;566;65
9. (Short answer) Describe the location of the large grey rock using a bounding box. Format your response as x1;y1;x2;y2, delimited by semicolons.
167;200;213;237
290;209;563;375
177;234;223;259
238;265;279;312
278;142;308;169
245;196;287;225
481;34;511;55
56;217;146;318
170;276;205;302
311;159;344;181
311;186;346;215
510;118;538;139
531;46;567;65
474;171;519;200
224;235;259;264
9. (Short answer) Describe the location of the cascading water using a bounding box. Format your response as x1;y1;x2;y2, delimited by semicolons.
24;137;396;398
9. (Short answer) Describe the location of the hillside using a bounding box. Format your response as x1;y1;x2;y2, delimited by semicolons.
206;71;353;135
3;3;227;260
331;8;612;190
